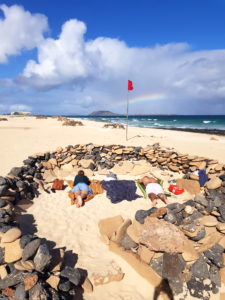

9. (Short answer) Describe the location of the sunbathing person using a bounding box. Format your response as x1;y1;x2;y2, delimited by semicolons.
138;176;169;206
71;170;93;208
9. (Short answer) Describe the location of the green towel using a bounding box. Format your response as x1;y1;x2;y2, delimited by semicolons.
136;182;148;199
136;180;175;198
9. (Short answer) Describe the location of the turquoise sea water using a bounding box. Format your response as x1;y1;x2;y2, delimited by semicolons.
68;115;225;131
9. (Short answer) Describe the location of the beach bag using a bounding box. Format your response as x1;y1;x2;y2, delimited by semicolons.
168;185;184;195
52;179;64;190
198;169;208;187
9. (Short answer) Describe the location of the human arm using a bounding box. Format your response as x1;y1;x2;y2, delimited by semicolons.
84;176;91;185
74;176;79;186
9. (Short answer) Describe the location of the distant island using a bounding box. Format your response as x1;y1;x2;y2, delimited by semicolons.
89;111;121;116
88;111;178;116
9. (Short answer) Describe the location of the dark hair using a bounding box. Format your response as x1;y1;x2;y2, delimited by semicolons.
78;170;84;177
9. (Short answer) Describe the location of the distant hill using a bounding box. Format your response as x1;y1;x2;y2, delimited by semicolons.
89;111;121;116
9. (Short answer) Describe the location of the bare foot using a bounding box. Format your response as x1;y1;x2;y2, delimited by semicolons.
158;194;170;205
76;195;83;208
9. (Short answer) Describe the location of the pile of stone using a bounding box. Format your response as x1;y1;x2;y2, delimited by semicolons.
35;116;48;119
0;143;224;298
103;123;125;129
34;144;225;186
0;169;92;297
0;118;8;121
56;116;67;122
99;190;225;299
62;120;83;127
54;116;84;126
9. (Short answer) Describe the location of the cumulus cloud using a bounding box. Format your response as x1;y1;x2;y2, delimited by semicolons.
0;4;225;114
0;4;48;63
18;18;225;103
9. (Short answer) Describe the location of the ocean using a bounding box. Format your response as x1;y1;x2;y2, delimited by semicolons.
68;115;225;133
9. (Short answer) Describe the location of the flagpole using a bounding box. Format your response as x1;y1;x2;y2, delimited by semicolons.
126;89;129;141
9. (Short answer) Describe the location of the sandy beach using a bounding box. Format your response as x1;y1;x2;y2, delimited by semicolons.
1;116;225;299
1;116;225;176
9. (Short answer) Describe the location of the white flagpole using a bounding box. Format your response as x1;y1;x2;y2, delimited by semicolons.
126;89;129;141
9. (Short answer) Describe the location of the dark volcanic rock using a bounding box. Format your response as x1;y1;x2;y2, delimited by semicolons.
60;266;81;286
184;199;195;207
149;256;163;277
0;199;6;208
34;173;42;180
204;244;224;268
168;277;184;295
48;288;60;300
58;280;71;292
162;253;185;280
29;283;49;300
23;158;36;166
218;204;225;221
0;225;14;233
15;180;26;189
182;223;198;233
194;195;208;207
174;211;184;226
135;207;157;224
187;277;210;300
205;200;214;214
0;210;12;223
33;244;52;272
8;167;23;177
166;202;184;213
22;238;41;261
0;177;8;186
15;284;27;300
26;168;35;177
182;210;203;225
0;247;4;264
214;196;222;208
191;257;210;279
191;227;206;242
0;271;29;289
0;295;9;300
120;234;138;250
219;174;225;181
20;234;34;249
164;209;177;224
0;185;8;196
209;265;221;287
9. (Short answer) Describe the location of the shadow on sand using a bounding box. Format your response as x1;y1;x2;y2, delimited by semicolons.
153;279;174;300
14;197;85;299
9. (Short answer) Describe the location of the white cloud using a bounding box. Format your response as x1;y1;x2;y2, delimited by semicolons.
18;17;225;105
0;4;48;63
9;104;32;112
0;5;225;114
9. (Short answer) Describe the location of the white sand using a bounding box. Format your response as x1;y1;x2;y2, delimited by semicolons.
0;116;225;176
1;116;224;299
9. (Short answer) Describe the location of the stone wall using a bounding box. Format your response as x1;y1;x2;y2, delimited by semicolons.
0;143;224;298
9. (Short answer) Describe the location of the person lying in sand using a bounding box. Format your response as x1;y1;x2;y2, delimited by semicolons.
70;170;93;208
138;176;169;206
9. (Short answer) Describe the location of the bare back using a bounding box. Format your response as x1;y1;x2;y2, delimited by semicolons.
140;176;158;186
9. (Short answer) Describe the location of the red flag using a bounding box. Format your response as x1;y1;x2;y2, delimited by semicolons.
128;80;133;91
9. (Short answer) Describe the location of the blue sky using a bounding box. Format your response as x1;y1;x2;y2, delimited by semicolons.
0;0;225;114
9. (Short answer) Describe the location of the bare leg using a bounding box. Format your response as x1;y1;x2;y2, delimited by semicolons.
74;191;82;208
148;193;157;206
76;190;88;208
158;193;170;205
